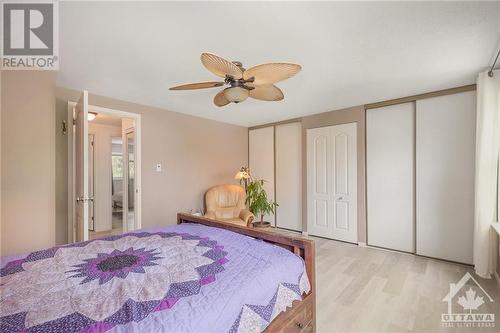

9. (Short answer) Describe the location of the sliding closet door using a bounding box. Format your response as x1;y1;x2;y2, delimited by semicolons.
367;103;415;252
330;123;358;243
249;127;275;224
275;122;302;231
416;91;476;264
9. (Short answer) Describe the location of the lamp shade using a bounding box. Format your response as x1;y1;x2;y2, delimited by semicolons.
223;87;249;103
234;170;250;180
88;112;97;121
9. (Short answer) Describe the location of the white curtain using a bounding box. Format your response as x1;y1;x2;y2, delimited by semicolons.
473;69;500;278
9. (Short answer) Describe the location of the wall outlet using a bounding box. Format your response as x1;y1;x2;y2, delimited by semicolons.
156;163;162;172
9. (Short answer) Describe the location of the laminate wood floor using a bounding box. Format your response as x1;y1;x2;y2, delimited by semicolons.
310;236;499;333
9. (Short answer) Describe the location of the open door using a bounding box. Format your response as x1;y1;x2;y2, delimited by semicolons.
75;91;90;242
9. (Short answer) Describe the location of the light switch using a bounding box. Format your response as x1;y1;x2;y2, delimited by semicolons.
156;163;162;172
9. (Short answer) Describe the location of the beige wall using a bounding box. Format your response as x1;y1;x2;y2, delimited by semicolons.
1;76;247;256
56;88;248;241
1;71;56;257
301;106;367;243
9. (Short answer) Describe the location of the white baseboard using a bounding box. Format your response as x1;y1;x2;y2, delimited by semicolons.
358;242;367;247
302;231;309;237
494;271;500;288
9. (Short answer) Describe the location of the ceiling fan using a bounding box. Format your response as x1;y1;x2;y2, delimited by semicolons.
169;53;302;107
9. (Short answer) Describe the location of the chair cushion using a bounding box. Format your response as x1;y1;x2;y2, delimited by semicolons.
205;185;247;213
214;207;239;219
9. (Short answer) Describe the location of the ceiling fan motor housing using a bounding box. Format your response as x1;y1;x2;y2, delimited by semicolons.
225;75;255;91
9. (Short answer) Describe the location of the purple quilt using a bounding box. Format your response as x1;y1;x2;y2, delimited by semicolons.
0;223;310;333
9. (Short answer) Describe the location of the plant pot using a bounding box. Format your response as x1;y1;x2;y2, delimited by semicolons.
252;221;271;228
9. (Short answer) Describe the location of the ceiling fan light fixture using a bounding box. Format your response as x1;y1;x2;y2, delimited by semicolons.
223;86;249;103
88;112;98;121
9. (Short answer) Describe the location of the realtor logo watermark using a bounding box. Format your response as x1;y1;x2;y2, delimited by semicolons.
1;0;59;70
442;272;495;329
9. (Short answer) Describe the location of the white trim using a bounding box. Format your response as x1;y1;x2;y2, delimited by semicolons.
67;101;142;236
122;130;128;233
89;105;141;121
134;116;142;230
366;245;415;257
123;126;139;232
357;242;367;247
67;103;75;243
301;231;309;237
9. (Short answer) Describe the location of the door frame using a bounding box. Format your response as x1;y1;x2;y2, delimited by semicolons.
122;126;136;233
67;102;142;243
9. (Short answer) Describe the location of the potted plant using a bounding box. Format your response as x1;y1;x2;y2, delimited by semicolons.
245;179;278;227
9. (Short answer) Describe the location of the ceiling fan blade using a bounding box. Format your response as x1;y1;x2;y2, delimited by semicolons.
201;53;243;79
249;85;284;101
169;81;224;90
214;90;230;107
243;63;301;85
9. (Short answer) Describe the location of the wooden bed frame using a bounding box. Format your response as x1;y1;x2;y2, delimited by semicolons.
177;213;316;333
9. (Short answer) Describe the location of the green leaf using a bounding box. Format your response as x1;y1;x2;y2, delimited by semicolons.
245;179;279;221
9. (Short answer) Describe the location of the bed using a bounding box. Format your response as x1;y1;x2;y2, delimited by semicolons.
0;213;315;333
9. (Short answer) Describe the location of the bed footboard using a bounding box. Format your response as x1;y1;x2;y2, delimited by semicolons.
177;213;316;333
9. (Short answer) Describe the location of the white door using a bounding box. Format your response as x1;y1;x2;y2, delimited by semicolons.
249;127;275;224
307;123;358;243
75;91;89;242
416;91;476;264
366;103;415;252
275;122;302;231
88;134;95;231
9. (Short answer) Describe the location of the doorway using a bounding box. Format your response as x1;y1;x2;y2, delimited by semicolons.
67;96;141;243
111;136;123;233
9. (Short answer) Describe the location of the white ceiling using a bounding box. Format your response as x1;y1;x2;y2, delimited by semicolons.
57;1;500;127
